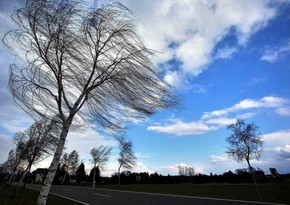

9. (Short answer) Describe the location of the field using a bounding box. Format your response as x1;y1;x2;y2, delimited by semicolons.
0;183;81;205
96;183;290;204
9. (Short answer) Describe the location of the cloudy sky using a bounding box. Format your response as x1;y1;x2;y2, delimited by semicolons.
1;0;290;176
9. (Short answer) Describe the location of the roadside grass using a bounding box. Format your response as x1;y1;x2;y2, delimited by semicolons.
96;183;290;204
0;183;81;205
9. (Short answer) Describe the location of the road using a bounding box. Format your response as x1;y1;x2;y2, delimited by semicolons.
26;184;283;205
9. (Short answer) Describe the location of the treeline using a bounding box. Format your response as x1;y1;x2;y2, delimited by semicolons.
110;169;290;185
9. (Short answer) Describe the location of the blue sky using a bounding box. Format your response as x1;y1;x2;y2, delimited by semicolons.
1;0;290;176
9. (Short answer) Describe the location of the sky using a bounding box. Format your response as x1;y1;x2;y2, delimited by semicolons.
1;0;290;177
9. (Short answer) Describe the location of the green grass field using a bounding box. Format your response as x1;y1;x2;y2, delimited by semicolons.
0;184;81;205
96;183;290;204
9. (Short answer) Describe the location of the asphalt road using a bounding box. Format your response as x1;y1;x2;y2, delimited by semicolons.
26;184;283;205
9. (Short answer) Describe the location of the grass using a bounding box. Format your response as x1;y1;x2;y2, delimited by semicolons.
95;183;290;204
0;183;81;205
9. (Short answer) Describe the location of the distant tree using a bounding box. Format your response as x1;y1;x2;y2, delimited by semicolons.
117;136;137;185
7;133;27;184
3;0;177;203
19;118;59;185
11;118;59;199
89;166;100;186
76;163;86;185
60;150;79;184
226;119;263;198
178;166;195;176
90;146;112;187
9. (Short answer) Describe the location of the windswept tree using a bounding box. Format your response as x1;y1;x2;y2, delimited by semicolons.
11;117;59;198
7;133;28;184
226;119;264;199
60;150;79;184
3;0;177;204
19;118;59;185
90;146;112;187
117;136;137;185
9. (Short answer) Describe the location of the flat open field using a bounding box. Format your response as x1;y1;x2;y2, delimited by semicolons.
0;183;81;205
95;183;290;204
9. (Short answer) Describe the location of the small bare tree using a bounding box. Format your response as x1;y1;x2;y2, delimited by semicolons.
226;119;263;199
7;133;27;185
11;118;59;199
60;150;79;185
117;135;136;185
19;118;59;185
90;146;112;187
3;0;177;204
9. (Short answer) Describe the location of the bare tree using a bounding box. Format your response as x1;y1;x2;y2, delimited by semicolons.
3;0;176;204
226;119;263;199
19;118;59;185
117;135;136;185
178;166;195;176
90;146;112;187
60;150;79;185
7;133;27;185
11;118;59;199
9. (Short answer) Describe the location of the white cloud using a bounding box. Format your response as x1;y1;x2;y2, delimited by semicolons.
210;154;231;164
261;41;290;62
202;96;289;119
214;47;237;59
147;121;218;136
148;96;289;136
262;129;290;148
121;0;278;87
275;107;290;117
206;117;237;126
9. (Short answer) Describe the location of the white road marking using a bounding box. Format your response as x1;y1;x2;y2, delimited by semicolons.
93;193;112;198
50;192;90;205
92;188;285;205
62;188;71;191
25;186;90;205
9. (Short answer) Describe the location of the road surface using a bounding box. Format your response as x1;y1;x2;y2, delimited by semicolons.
26;184;283;205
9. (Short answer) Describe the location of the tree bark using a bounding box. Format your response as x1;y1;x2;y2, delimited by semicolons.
37;121;71;205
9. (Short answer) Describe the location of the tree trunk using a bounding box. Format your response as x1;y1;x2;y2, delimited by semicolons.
92;162;96;188
61;172;67;185
247;160;262;199
118;166;121;186
37;121;71;205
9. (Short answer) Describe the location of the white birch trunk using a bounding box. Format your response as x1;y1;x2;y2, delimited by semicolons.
37;121;71;205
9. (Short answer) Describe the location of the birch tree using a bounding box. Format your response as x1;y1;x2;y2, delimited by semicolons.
11;118;59;199
117;135;136;185
90;146;112;187
226;119;264;199
7;133;27;185
19;118;59;185
3;0;177;204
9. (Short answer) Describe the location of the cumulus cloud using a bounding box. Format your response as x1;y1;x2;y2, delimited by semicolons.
202;96;289;119
261;41;290;63
147;121;218;136
148;96;289;136
121;0;277;88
